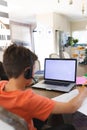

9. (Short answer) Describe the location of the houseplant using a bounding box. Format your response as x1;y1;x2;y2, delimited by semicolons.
73;39;79;46
65;37;78;47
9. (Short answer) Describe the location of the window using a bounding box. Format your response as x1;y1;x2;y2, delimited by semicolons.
72;31;87;45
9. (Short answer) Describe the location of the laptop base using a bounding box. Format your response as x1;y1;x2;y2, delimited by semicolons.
32;80;76;92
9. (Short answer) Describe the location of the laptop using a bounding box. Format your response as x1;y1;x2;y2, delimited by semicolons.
32;58;77;92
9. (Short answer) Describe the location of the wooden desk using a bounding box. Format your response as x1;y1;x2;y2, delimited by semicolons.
33;64;87;98
32;88;64;98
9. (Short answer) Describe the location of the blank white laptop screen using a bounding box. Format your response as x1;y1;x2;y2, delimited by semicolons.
44;58;77;83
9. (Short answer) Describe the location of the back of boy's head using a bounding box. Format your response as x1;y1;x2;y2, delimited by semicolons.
3;43;38;79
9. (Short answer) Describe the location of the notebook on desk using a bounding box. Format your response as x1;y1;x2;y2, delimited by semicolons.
32;58;77;92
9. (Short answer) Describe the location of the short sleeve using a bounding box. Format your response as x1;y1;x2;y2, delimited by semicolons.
23;89;55;121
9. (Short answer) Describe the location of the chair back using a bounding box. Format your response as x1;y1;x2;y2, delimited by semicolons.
34;60;41;73
62;51;70;58
0;61;8;80
0;106;29;130
49;53;59;58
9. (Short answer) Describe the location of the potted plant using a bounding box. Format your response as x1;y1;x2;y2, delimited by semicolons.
65;37;73;47
73;39;79;46
65;37;78;47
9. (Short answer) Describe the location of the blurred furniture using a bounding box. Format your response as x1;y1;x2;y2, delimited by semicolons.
49;53;59;58
33;60;44;82
34;60;41;73
62;51;70;58
0;106;28;130
0;50;4;62
0;61;8;80
71;46;85;62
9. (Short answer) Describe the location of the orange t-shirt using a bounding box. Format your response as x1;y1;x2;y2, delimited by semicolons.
0;81;55;130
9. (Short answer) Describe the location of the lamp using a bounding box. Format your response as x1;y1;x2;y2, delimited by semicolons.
58;0;73;5
69;0;73;5
82;0;85;14
82;4;85;14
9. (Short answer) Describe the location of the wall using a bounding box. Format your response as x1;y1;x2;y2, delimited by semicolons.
36;13;53;28
36;12;71;49
52;13;71;54
10;12;71;54
53;12;71;33
35;13;71;69
36;12;71;33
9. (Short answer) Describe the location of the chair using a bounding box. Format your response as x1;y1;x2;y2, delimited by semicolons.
0;50;4;62
0;106;28;130
34;60;41;73
62;51;70;58
0;61;8;80
49;53;59;58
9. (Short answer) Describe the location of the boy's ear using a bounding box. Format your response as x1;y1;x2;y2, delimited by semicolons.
24;68;32;79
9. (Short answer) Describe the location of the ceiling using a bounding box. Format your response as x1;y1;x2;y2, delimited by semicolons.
7;0;87;24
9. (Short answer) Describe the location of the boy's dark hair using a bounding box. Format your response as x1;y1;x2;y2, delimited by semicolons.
3;44;38;79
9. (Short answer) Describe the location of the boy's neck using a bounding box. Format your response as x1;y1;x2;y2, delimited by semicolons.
4;78;25;92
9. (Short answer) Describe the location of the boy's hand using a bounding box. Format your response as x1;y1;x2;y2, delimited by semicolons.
77;87;87;97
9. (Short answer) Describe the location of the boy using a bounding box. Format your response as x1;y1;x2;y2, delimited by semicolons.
0;43;87;130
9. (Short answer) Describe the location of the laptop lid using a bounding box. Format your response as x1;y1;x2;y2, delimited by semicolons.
44;58;77;83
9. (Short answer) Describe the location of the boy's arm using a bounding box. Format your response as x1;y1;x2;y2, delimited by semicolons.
51;87;87;114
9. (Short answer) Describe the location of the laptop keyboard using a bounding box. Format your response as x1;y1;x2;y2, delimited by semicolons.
44;80;70;86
